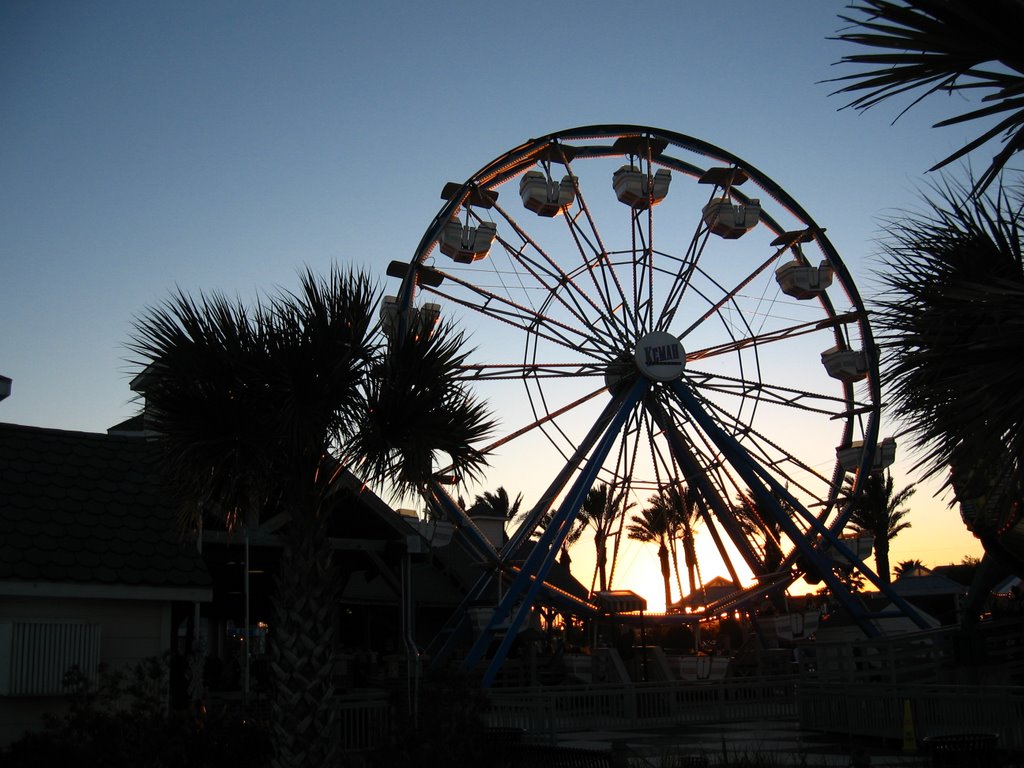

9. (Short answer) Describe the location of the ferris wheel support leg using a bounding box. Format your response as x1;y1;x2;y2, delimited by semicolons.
420;486;503;665
463;378;649;685
740;461;931;632
669;381;928;636
428;385;641;667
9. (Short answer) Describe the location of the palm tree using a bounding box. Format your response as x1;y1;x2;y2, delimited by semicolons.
129;267;494;768
647;485;701;598
872;179;1024;553
469;486;522;521
845;472;916;583
467;486;523;549
895;559;926;578
346;307;495;498
520;504;587;569
829;1;1024;580
577;483;634;593
830;0;1024;193
627;500;673;610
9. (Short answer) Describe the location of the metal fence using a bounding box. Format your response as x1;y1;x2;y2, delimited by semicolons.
798;682;1024;751
485;677;799;736
333;618;1024;754
336;690;390;753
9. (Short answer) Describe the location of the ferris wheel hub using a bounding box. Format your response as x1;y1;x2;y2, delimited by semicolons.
634;331;686;382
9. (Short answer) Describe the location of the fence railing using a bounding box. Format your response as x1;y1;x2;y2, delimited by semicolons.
485;677;799;736
336;690;390;753
333;677;1024;756
809;617;1024;685
798;682;1024;751
332;618;1024;753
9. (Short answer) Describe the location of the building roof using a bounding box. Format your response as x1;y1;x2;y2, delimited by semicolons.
0;422;211;599
674;575;740;609
890;569;968;598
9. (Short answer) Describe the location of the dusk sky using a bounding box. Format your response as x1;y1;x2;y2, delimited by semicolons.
1;1;988;605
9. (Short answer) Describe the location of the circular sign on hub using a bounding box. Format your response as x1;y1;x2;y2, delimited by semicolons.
634;332;686;382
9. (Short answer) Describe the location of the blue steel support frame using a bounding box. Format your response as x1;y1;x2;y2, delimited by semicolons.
426;383;642;666
462;377;649;685
669;379;929;634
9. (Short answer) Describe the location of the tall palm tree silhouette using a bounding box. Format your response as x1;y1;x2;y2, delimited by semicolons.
130;267;494;768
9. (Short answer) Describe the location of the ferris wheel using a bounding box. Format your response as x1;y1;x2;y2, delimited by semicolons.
385;126;924;683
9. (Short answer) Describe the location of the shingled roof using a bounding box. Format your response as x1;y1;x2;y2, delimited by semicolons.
0;422;210;600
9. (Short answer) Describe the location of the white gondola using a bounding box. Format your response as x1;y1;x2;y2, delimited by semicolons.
416;302;441;338
759;611;821;641
379;295;400;338
775;259;834;299
702;197;760;239
837;436;897;472
379;297;442;340
439;218;498;263
612;165;671;209
821;346;869;382
520;171;576;217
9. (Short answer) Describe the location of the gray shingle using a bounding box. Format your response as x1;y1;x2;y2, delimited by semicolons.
0;422;210;591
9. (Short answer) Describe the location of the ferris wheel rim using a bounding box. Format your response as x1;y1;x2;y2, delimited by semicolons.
397;124;882;612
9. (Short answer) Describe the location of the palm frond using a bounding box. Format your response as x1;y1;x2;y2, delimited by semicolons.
829;0;1024;193
346;317;497;498
872;176;1024;486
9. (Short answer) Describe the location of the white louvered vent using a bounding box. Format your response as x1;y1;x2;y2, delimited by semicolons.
0;621;101;695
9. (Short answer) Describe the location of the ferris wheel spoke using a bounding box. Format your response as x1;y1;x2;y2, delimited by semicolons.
685;369;871;419
623;152;662;336
486;202;632;347
499;382;645;554
456;362;607;382
421;276;610;359
560;161;636;336
674;241;798;341
685;311;864;363
657;170;762;333
669;379;826;534
656;216;716;334
601;409;655;591
665;438;789;582
664;385;835;509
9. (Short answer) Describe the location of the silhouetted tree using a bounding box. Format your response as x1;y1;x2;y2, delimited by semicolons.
845;472;915;583
130;267;494;768
831;0;1024;194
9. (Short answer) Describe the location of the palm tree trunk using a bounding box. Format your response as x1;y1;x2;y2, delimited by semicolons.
270;496;340;768
658;542;671;610
595;533;608;593
669;538;684;600
875;539;892;585
683;531;697;596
